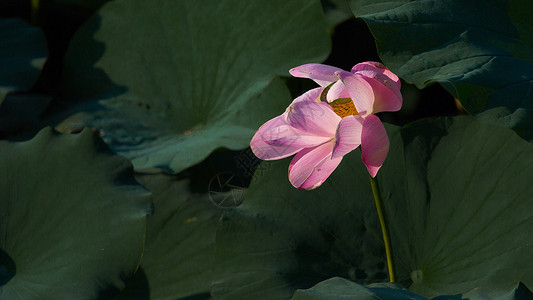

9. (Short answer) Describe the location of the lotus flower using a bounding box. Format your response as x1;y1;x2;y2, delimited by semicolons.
250;62;402;189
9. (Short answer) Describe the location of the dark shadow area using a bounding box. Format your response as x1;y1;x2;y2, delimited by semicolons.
381;83;458;127
330;18;457;127
0;0;115;99
0;93;52;140
102;267;150;300
0;1;127;141
33;0;99;96
186;148;258;194
0;0;31;20
432;295;463;300
0;17;47;102
325;18;381;69
310;17;458;127
42;12;127;117
177;292;211;300
97;283;121;299
0;248;16;286
281;228;388;294
516;282;533;299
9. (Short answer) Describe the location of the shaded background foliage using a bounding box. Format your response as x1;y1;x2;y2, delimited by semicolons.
0;0;458;141
350;0;533;140
1;0;532;299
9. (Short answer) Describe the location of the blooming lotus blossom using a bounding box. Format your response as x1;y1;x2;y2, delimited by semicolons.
250;62;402;189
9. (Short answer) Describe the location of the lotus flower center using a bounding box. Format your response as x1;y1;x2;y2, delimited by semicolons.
328;98;359;118
318;83;359;118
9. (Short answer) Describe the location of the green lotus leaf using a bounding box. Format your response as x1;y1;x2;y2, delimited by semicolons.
0;127;152;298
57;0;331;173
452;282;533;300
381;116;533;297
211;158;387;299
349;0;533;140
114;174;222;299
212;116;533;299
322;0;354;29
0;18;47;106
292;277;533;300
292;277;425;300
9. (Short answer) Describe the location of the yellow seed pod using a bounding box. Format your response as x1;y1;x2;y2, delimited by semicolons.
328;98;358;118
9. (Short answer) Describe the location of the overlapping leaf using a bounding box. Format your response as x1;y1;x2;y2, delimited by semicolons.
292;277;425;300
212;157;387;299
0;18;47;106
0;128;152;298
349;0;533;140
57;0;331;173
382;116;533;296
114;174;222;299
213;116;533;299
292;277;533;300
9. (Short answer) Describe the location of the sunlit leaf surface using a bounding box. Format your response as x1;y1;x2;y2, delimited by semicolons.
57;0;331;173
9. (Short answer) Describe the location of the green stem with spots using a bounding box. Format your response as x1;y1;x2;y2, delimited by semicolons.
369;175;396;283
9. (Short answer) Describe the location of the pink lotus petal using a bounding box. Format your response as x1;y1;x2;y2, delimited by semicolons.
286;101;341;137
299;155;343;190
250;115;304;160
290;87;323;105
289;64;344;87
288;142;342;190
332;115;363;158
262;125;332;148
351;61;401;89
282;87;324;120
335;71;375;117
325;80;351;102
361;115;389;177
361;73;402;113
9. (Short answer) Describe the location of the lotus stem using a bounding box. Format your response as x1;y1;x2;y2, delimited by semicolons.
369;175;396;283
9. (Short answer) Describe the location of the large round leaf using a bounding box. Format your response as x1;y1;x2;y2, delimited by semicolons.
57;0;331;173
381;116;533;296
114;174;222;299
0;18;47;106
213;116;533;299
212;159;387;299
0;127;152;299
349;0;533;140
